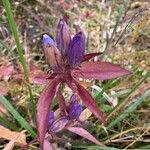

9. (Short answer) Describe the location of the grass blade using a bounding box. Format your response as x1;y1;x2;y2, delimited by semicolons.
107;89;150;129
2;0;36;120
0;96;37;137
107;72;150;120
103;4;125;52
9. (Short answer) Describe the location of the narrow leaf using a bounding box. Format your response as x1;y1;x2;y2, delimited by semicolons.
73;80;106;124
67;127;105;146
108;90;150;129
2;0;36;120
37;78;61;149
0;96;36;137
82;52;102;62
72;61;131;80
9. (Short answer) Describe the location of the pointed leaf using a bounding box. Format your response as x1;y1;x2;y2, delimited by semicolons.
73;80;106;124
82;52;102;62
37;78;61;149
67;127;104;146
72;61;131;80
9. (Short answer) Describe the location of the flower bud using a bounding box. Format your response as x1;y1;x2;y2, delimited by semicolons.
56;19;71;56
67;32;85;68
68;95;83;119
42;34;63;72
48;116;69;134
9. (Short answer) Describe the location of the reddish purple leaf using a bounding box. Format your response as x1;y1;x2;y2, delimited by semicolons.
73;80;106;124
82;52;102;62
0;65;13;79
72;61;131;80
37;78;61;149
67;127;104;146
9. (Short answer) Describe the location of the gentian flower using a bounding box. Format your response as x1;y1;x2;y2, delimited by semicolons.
47;95;104;147
48;95;82;134
34;17;131;149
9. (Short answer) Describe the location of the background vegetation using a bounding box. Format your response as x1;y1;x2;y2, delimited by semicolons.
0;0;149;149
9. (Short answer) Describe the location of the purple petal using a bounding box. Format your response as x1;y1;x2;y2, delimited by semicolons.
67;32;85;67
48;116;69;134
56;19;71;55
68;95;82;119
72;61;131;80
37;78;61;149
48;111;55;126
42;34;56;47
67;127;105;146
42;34;64;73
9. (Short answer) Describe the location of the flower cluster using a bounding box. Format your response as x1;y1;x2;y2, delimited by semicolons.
35;17;131;149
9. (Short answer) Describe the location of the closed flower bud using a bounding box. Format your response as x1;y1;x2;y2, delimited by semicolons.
68;95;83;119
42;34;63;72
67;32;85;67
48;116;69;134
56;19;71;56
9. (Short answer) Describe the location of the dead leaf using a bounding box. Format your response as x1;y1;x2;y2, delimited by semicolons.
79;108;92;122
3;134;22;150
0;65;13;80
0;102;9;116
0;125;26;146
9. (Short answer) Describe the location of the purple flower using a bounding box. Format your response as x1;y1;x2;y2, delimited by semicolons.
42;34;63;73
68;95;83;119
48;112;68;134
36;17;131;148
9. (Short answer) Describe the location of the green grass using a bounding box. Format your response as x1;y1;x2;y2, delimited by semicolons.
2;0;36;121
0;96;37;137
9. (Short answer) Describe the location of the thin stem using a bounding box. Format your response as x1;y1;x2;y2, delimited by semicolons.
2;0;36;121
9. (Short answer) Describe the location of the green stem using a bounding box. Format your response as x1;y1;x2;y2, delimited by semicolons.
2;0;36;121
107;72;150;119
